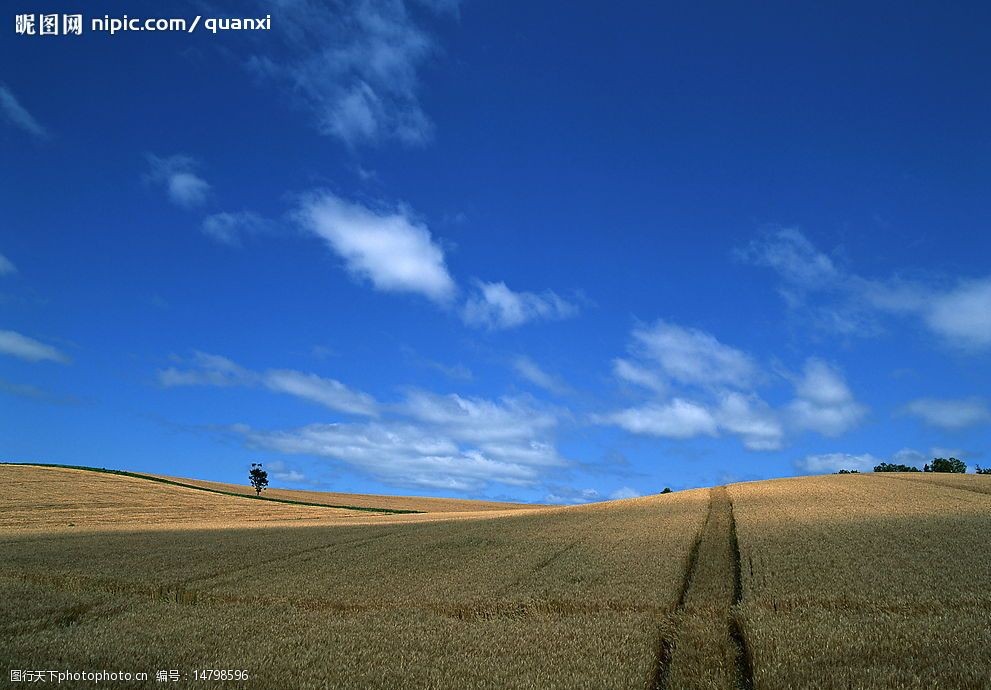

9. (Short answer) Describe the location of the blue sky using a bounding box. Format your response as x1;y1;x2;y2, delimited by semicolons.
2;1;989;503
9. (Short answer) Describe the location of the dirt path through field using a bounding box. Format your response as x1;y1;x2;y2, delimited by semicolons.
652;486;753;690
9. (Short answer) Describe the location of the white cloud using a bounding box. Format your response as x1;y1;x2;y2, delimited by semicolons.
263;369;379;417
715;392;785;451
297;192;456;303
544;487;602;505
0;330;69;364
601;321;864;450
597;399;718;439
922;279;991;350
0;252;16;276
743;228;991;350
902;397;991;430
796;452;879;474
201;212;269;246
598;392;785;450
891;448;927;467
601;321;775;449
265;460;308;484
513;356;570;396
158;352;252;388
612;358;667;394
739;227;840;289
400;390;559;446
245;0;454;146
891;447;968;467
929;447;968;461
462;281;578;330
241;417;556;493
0;84;48;139
166;355;569;492
338;390;564;489
609;486;641;500
424;360;473;381
796;447;972;475
146;154;210;208
158;352;378;417
631;320;758;388
787;358;867;436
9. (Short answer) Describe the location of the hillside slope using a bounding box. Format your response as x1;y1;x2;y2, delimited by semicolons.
0;465;541;533
147;472;543;512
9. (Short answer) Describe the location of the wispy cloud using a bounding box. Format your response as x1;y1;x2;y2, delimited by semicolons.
742;227;991;350
201;211;270;246
400;346;473;381
544;486;603;505
739;227;840;290
513;356;571;396
462;281;578;329
795;452;879;474
296;192;456;303
242;421;531;491
612;358;667;394
158;352;250;388
236;390;566;493
264;369;379;417
0;84;48;139
0;378;79;405
265;459;309;484
794;445;968;475
245;0;457;146
609;486;642;500
145;154;211;208
902;397;991;430
0;252;16;276
0;330;69;364
399;390;560;448
159;352;378;417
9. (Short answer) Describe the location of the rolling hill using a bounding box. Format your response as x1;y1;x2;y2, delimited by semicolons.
2;464;988;689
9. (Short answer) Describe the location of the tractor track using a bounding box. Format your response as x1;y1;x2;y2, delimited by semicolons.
650;486;755;690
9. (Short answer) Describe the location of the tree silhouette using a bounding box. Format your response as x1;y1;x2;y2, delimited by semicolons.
249;463;269;496
925;457;966;473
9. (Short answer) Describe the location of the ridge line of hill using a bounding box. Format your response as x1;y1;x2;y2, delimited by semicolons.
0;462;423;514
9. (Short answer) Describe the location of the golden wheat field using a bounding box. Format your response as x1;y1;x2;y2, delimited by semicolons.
2;464;990;689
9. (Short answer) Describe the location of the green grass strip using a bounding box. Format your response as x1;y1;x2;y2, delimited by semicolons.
0;462;423;514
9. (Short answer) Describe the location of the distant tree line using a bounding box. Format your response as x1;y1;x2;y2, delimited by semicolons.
872;463;921;473
871;457;967;474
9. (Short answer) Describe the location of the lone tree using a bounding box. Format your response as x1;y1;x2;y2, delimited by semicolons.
924;457;966;473
976;465;991;475
248;463;269;495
